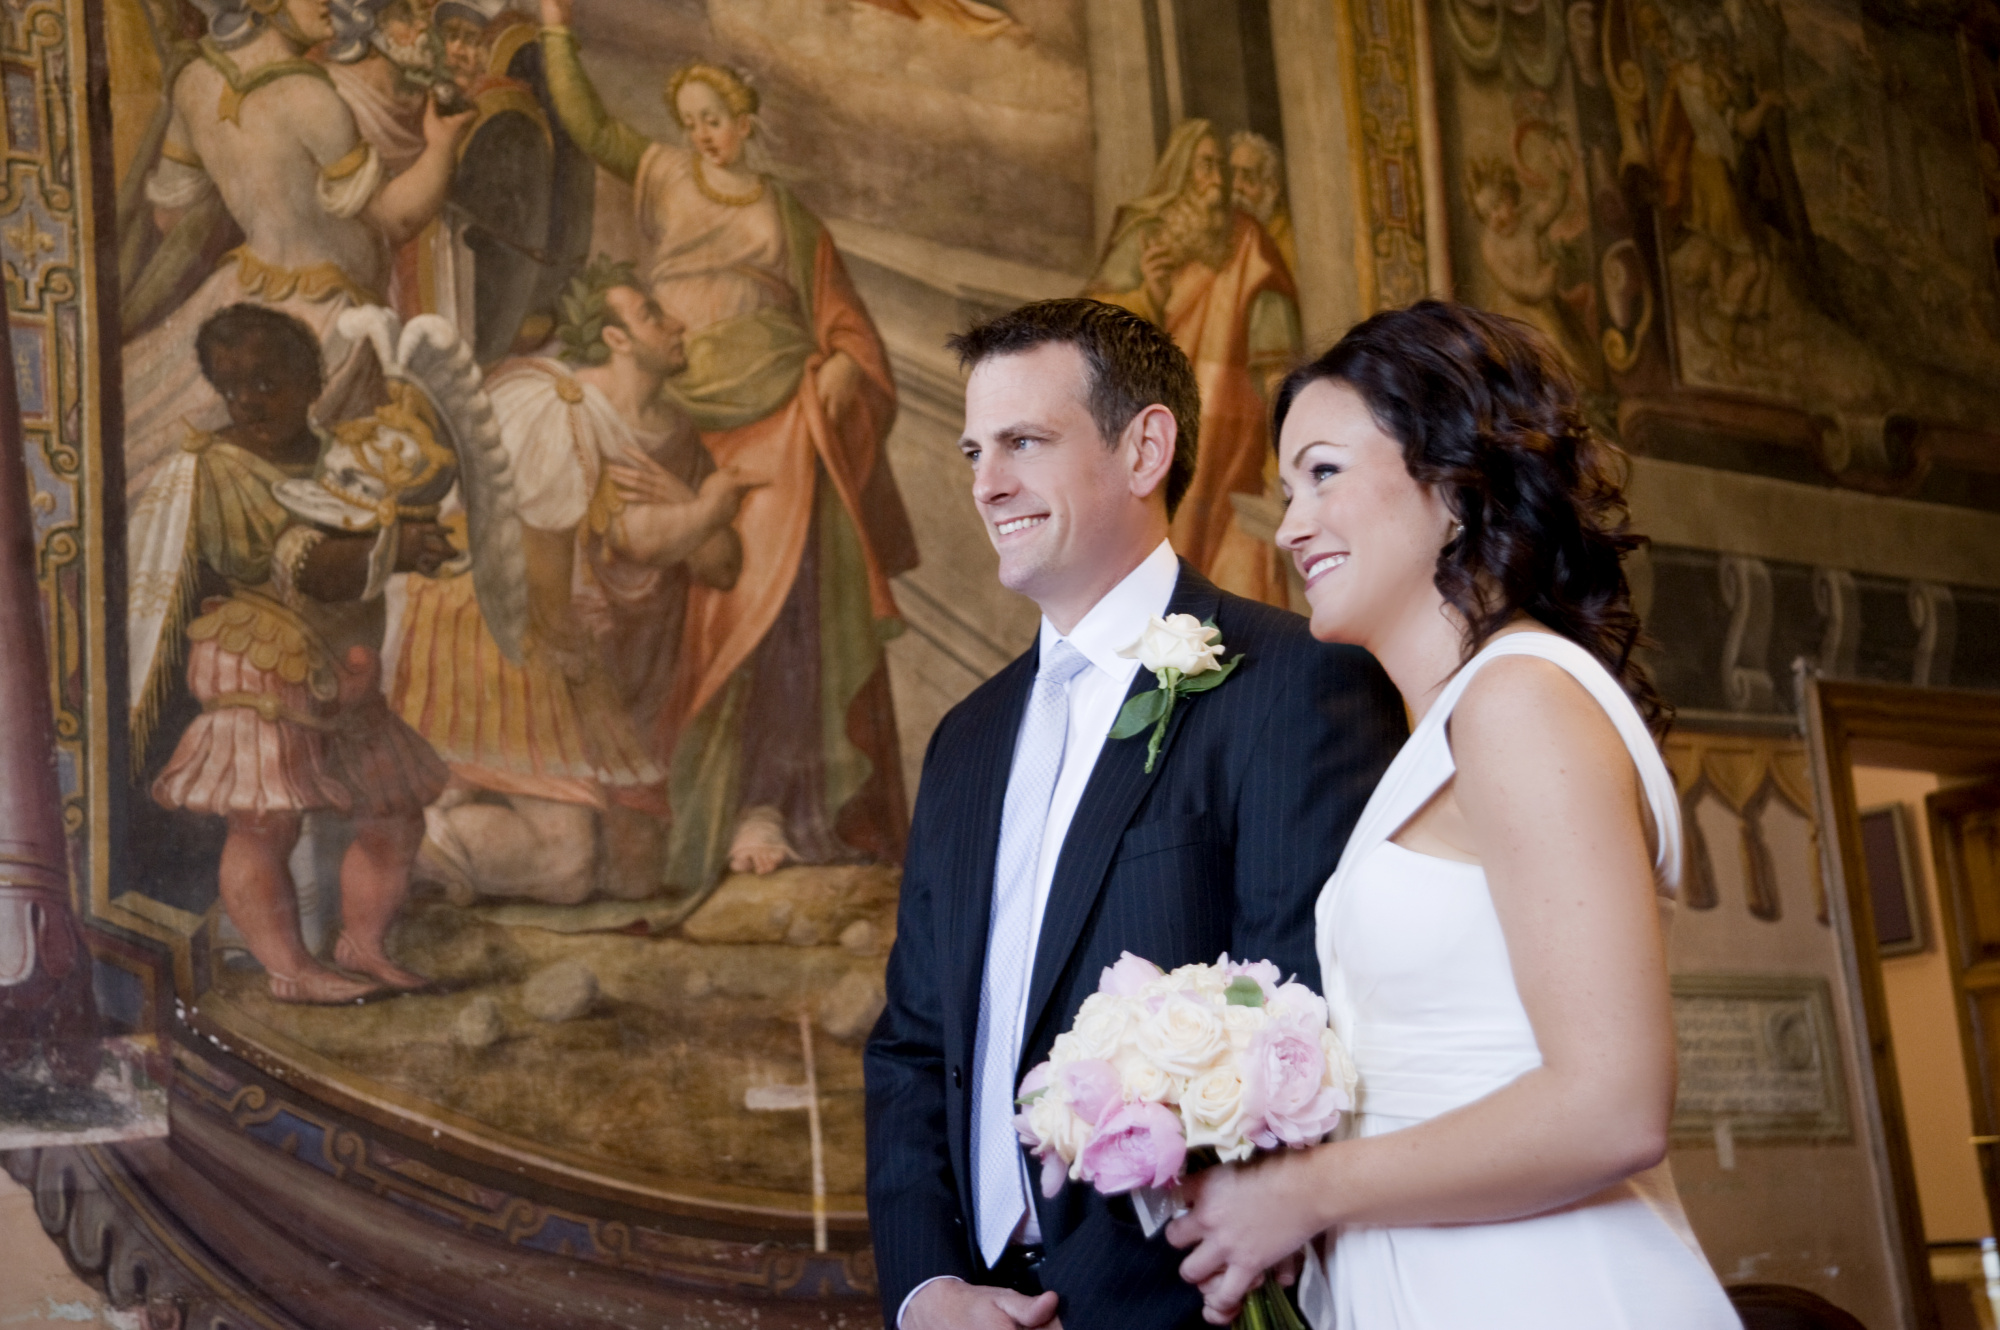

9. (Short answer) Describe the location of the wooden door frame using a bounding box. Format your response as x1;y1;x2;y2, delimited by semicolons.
1805;675;2000;1330
1926;778;2000;1256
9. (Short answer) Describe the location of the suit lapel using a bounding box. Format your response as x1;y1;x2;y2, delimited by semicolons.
1021;563;1222;1048
941;649;1035;1069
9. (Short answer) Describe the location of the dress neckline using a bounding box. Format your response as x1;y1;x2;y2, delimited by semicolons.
1377;839;1485;872
1321;631;1683;932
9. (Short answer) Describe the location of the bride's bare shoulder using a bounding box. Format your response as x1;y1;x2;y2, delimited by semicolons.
1447;645;1632;794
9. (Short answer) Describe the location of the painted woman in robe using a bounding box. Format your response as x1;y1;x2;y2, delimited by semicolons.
536;0;917;909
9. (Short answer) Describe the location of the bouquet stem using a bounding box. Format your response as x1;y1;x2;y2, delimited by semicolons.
1236;1280;1308;1330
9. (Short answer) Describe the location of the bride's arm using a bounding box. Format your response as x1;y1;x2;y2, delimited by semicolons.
1168;655;1675;1320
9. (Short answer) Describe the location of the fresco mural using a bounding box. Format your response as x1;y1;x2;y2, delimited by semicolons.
105;0;924;1237
1430;0;2000;478
1088;119;1301;606
86;0;1335;1282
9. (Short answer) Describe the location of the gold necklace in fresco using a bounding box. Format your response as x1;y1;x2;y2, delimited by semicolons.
692;156;764;208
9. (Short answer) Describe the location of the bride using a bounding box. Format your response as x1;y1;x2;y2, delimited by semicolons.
1165;302;1740;1328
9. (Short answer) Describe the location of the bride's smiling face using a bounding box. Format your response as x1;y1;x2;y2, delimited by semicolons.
1274;378;1455;647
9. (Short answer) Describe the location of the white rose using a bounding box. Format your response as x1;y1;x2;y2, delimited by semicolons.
1322;1027;1359;1109
1137;991;1231;1079
1115;1048;1183;1104
1027;1091;1093;1163
1070;993;1138;1062
1181;1067;1248;1149
1143;962;1224;1002
1119;613;1225;677
1049;1031;1087;1068
1221;1003;1267;1050
1214;1137;1256;1164
1186;963;1230;999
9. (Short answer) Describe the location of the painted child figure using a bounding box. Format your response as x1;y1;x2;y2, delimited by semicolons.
138;303;455;1004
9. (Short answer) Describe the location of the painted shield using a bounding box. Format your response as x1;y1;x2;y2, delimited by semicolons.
450;88;555;365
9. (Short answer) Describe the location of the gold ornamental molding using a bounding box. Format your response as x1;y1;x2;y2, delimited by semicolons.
1334;0;1441;313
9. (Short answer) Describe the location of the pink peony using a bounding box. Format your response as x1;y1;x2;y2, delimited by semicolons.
1099;951;1164;997
1077;1101;1186;1194
1039;1148;1069;1199
1242;1025;1345;1148
1269;981;1330;1031
1059;1059;1122;1126
1014;1061;1057;1150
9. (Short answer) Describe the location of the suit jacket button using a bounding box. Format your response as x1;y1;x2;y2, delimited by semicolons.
952;1065;963;1088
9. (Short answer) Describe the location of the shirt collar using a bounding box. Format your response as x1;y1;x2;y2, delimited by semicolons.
1037;540;1180;680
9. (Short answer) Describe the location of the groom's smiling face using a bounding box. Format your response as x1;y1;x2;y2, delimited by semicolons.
960;342;1153;622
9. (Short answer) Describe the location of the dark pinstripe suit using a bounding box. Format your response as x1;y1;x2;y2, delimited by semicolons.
865;562;1405;1329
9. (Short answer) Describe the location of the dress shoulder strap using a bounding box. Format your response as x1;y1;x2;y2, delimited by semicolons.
1438;633;1683;895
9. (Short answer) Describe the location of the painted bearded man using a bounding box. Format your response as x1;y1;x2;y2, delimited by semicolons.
325;0;440;183
1228;130;1295;276
1088;118;1301;608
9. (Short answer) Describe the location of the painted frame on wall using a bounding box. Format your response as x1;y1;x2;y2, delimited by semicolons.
1861;802;1930;958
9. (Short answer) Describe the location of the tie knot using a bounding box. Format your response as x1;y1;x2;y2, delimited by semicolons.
1039;639;1090;688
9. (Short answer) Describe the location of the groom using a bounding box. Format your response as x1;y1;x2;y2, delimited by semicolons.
865;299;1404;1329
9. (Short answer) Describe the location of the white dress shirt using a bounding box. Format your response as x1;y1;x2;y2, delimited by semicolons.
1016;538;1180;1033
899;539;1180;1324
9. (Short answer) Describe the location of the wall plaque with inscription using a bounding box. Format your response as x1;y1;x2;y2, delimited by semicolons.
1670;973;1852;1142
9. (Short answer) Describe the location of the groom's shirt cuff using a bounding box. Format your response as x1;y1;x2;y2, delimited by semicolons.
897;1275;962;1326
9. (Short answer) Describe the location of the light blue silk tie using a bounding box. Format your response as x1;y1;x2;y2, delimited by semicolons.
972;639;1091;1266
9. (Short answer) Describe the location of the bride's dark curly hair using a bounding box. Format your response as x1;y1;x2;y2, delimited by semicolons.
1273;300;1670;734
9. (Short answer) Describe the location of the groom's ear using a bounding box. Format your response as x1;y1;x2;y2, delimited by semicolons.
1124;403;1178;508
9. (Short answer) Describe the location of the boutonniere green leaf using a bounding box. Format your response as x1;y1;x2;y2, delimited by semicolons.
1110;614;1243;773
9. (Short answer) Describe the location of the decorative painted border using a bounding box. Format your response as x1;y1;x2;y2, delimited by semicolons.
0;2;171;996
172;1039;878;1301
3;0;217;1033
1333;0;1432;311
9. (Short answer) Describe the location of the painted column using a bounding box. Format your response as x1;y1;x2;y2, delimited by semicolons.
0;293;98;1079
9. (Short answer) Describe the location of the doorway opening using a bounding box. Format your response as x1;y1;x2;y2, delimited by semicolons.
1810;678;2000;1330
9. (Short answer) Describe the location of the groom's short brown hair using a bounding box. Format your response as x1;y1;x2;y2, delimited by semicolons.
946;298;1200;518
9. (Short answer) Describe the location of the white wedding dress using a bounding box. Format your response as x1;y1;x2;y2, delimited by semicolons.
1296;633;1740;1329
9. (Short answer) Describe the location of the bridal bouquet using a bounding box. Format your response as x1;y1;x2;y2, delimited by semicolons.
1013;952;1354;1330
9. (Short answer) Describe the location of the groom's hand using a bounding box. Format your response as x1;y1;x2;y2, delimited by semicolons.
905;1278;1061;1329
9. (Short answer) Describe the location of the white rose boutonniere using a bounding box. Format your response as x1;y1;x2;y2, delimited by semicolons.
1111;613;1242;773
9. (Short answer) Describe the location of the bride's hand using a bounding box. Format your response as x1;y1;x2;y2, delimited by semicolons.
1165;1152;1327;1324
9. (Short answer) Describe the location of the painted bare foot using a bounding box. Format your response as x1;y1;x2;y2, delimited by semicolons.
727;805;795;876
269;965;381;1005
334;934;429;990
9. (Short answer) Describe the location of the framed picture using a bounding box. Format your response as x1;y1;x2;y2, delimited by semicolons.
1668;971;1852;1144
1861;803;1928;957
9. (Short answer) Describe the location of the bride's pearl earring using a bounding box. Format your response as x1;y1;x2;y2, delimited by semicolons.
1449;520;1464;545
